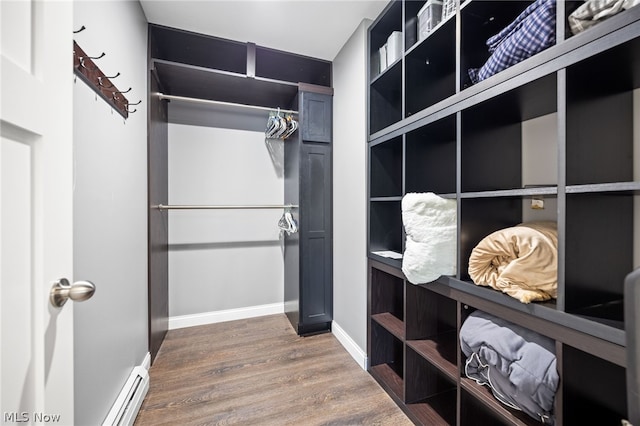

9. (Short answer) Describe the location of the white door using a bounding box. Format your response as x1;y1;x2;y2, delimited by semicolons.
1;1;80;424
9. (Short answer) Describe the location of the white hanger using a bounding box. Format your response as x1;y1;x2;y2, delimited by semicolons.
278;207;298;235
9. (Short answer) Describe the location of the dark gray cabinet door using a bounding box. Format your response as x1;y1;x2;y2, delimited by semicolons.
299;143;332;328
302;92;332;143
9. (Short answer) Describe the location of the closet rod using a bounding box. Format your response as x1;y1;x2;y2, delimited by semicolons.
157;93;299;115
157;204;298;210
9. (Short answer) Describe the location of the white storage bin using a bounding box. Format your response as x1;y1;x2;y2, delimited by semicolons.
386;31;403;65
379;44;388;73
418;0;443;40
442;0;455;21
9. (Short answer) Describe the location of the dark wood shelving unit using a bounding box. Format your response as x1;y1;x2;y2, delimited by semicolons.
367;1;640;424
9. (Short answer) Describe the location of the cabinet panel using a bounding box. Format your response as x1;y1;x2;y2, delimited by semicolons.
302;236;329;319
286;90;332;336
299;143;332;329
302;92;332;143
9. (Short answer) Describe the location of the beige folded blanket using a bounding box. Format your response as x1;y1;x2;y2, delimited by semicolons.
468;222;558;303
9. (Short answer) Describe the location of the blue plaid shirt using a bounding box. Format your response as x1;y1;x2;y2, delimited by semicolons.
469;0;556;84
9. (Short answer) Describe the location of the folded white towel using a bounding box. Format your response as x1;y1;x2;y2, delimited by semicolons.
401;192;457;284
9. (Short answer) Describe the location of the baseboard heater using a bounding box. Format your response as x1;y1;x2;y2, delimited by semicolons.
102;364;150;426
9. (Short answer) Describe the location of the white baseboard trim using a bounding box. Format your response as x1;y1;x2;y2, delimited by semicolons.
140;352;151;371
102;352;150;426
332;321;368;370
169;302;285;330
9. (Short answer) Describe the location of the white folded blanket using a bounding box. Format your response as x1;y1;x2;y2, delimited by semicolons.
401;192;457;284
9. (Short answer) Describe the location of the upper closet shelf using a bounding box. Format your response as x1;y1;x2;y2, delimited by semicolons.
157;93;299;115
152;60;300;111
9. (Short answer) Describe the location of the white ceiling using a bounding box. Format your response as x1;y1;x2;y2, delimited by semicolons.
139;0;389;61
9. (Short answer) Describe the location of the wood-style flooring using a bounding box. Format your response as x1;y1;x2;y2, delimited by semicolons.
134;314;412;426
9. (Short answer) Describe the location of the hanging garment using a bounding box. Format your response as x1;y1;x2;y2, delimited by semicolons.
401;192;457;284
468;0;556;84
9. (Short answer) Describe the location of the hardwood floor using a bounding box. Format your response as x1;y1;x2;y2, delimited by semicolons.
134;314;412;426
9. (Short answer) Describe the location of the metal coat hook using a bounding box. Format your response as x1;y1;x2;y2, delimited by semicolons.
112;87;131;101
126;100;141;114
74;25;86;34
98;72;120;88
80;52;105;61
78;52;105;71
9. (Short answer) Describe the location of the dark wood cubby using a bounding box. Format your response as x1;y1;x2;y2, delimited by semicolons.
460;1;538;89
565;36;640;187
370;62;403;134
369;0;403;134
369;0;403;80
150;25;247;74
405;14;456;116
461;72;557;193
371;136;403;198
406;115;456;195
370;200;403;255
405;347;457;425
368;1;640;424
255;46;331;87
370;322;405;398
562;345;628;425
459;197;525;282
564;192;633;324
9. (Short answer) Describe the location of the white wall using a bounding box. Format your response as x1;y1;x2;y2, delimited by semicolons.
522;113;558;223
72;1;148;425
167;117;285;323
331;19;371;365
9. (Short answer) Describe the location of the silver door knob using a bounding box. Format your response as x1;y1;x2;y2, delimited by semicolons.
50;278;95;308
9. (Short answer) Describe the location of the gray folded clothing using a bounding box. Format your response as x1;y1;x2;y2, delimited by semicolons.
460;310;559;424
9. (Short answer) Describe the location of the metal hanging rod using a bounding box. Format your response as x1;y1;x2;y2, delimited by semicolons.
157;204;298;210
156;93;299;115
